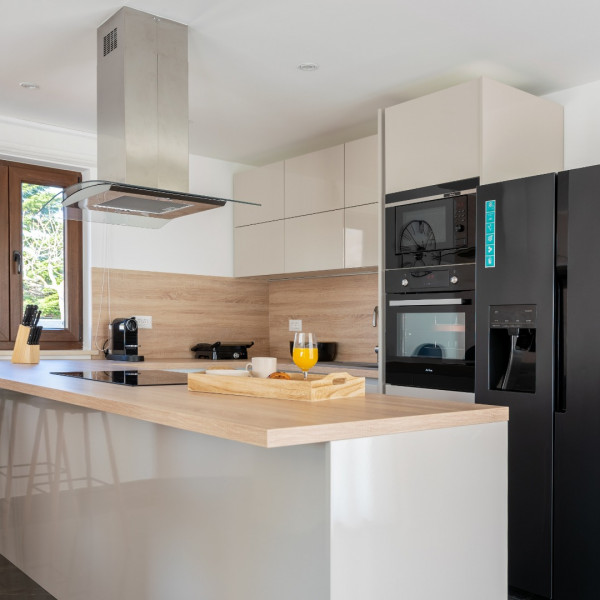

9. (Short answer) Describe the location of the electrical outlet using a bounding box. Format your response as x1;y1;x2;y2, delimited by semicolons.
135;315;152;329
289;319;302;332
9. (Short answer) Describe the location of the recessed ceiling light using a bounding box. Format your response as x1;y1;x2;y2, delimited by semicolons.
297;63;319;72
19;82;40;90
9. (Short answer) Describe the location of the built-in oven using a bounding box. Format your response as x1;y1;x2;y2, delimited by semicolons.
385;264;475;399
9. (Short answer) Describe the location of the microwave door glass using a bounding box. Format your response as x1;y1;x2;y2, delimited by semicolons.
397;202;452;252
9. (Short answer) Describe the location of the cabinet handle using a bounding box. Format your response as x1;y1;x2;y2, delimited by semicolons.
13;251;22;275
372;305;378;327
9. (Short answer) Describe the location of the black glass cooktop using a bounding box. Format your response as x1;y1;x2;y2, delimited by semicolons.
51;369;189;386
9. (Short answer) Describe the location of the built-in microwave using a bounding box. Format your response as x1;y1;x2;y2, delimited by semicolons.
385;192;476;269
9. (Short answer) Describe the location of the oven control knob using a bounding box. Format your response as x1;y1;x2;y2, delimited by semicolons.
450;276;458;284
233;352;240;359
455;224;465;232
401;278;409;287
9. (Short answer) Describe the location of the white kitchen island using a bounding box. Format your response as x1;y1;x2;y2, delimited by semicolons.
0;360;507;599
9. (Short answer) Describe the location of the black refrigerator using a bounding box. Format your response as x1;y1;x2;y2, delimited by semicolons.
475;165;600;599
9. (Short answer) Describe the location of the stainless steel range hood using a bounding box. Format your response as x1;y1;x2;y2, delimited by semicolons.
61;180;230;228
60;7;255;228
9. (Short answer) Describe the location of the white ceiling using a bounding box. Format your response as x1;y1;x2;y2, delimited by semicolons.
1;0;599;166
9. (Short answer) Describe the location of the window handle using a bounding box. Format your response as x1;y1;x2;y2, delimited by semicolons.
13;251;21;275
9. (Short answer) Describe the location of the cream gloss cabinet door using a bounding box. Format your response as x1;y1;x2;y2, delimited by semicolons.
345;135;378;208
384;79;480;195
284;210;344;273
285;145;344;218
233;161;284;227
234;221;285;277
344;203;378;268
478;78;564;185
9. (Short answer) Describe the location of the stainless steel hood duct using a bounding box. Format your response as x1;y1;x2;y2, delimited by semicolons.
60;7;254;227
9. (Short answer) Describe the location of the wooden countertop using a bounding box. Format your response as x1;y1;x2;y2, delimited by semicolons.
0;359;507;448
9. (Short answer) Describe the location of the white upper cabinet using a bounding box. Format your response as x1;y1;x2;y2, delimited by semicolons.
284;210;345;273
478;78;564;185
345;135;379;208
284;145;344;218
345;203;379;268
385;80;480;195
233;135;379;277
234;220;285;277
233;161;284;227
384;77;564;195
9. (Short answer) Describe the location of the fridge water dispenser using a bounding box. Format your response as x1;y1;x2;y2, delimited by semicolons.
489;305;536;393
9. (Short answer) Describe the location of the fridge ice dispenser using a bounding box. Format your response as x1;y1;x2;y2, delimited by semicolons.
489;305;536;393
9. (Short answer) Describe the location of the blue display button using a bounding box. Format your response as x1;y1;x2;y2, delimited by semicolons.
485;256;495;268
485;244;495;256
486;223;495;234
485;200;496;212
486;212;495;223
486;233;495;244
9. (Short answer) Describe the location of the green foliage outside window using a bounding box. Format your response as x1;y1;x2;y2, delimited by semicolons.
21;184;64;321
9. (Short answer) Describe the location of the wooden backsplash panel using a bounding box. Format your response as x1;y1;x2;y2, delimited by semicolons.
268;273;379;362
91;268;269;359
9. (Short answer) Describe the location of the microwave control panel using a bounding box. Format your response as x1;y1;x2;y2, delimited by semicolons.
453;195;468;245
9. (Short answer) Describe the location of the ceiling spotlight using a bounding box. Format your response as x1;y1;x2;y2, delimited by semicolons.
19;82;40;90
297;63;319;72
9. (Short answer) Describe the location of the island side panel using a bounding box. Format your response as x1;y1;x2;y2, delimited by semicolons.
329;422;508;600
0;390;330;600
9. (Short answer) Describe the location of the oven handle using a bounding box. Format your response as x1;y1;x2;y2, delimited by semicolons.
388;298;471;306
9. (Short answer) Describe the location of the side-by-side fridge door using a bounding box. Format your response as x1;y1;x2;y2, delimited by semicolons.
553;165;600;600
475;173;556;598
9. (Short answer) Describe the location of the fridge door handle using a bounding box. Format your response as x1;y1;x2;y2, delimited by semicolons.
555;276;567;413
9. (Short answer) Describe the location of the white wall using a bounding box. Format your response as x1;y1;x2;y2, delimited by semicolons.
544;80;600;170
90;154;244;277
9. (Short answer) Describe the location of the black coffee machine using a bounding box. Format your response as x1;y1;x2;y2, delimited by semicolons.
106;317;144;362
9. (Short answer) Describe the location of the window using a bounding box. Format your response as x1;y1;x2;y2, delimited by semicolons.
0;161;82;350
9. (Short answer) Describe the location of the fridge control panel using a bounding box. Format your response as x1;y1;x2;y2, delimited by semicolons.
490;304;537;328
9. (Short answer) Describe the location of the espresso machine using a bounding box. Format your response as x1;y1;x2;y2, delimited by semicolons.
106;317;144;361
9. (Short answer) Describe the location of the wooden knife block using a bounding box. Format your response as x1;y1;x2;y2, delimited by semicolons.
11;325;40;364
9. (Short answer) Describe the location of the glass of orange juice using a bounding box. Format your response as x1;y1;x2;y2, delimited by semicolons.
292;332;318;380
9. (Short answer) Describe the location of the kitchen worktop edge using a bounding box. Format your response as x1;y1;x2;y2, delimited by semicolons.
0;359;507;448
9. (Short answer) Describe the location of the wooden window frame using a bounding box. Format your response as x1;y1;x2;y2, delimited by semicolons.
0;165;9;342
0;160;83;350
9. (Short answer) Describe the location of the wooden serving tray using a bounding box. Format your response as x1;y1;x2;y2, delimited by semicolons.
188;371;365;402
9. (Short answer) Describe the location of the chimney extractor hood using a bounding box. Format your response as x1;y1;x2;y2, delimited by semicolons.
60;7;257;228
59;181;237;228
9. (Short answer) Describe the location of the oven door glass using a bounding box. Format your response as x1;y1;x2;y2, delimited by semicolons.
398;311;466;360
386;294;475;392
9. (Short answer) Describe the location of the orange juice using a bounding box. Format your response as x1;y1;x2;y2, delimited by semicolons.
293;347;318;372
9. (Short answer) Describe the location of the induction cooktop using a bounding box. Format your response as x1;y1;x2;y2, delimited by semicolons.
51;370;189;386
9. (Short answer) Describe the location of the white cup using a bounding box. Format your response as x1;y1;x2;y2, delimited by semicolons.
246;357;277;378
